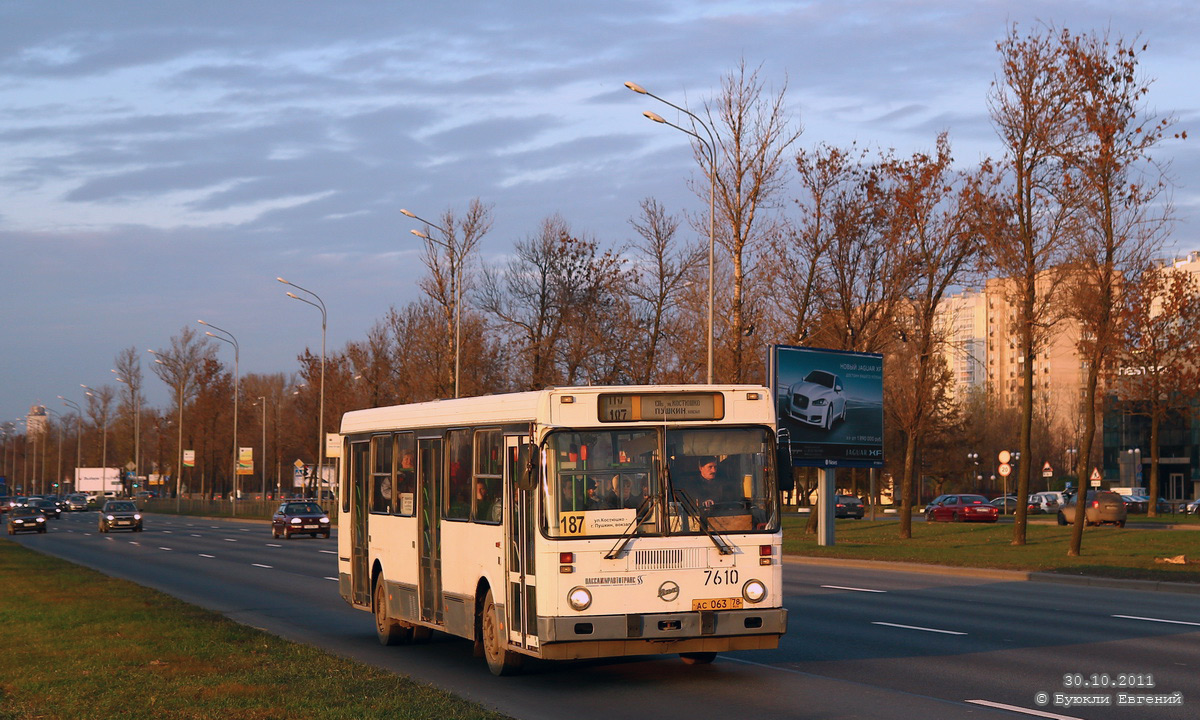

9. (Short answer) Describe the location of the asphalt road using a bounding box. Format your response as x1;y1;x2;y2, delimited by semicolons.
10;510;1200;720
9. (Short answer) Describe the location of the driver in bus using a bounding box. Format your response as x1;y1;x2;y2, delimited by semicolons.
687;456;727;509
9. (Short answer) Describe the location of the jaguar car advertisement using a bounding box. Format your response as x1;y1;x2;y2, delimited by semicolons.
770;345;884;468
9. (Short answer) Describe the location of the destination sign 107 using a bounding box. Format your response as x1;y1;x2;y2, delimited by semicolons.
597;392;724;422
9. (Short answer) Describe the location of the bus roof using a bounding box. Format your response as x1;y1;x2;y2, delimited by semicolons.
339;385;772;435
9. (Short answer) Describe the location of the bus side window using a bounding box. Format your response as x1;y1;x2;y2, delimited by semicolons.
473;429;502;524
370;434;392;514
394;432;416;517
445;428;472;520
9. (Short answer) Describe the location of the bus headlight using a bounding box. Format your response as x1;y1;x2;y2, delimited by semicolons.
742;579;767;604
567;587;592;611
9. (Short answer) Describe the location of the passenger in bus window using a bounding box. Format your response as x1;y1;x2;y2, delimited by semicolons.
618;474;648;509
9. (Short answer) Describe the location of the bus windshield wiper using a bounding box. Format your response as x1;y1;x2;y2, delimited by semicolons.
673;489;733;555
605;495;658;560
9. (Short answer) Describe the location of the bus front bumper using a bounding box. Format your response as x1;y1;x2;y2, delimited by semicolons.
536;607;787;660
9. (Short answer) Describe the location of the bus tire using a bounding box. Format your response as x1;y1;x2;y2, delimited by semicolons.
374;580;410;646
680;652;717;665
482;588;522;676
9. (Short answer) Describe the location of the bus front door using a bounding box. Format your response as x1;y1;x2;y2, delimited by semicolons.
417;437;443;625
350;440;371;607
505;438;538;650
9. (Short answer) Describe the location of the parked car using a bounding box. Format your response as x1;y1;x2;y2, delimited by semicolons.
7;506;47;534
924;494;953;515
98;500;143;533
988;496;1036;514
1180;498;1200;515
925;494;999;523
834;495;864;519
785;370;847;430
1122;493;1173;514
1057;490;1127;527
1027;492;1061;515
271;501;331;539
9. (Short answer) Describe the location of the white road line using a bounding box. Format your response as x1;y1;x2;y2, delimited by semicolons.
966;700;1083;719
190;534;202;537
224;538;238;542
129;541;140;546
159;547;172;551
872;622;966;635
199;554;215;558
1112;614;1200;628
324;576;338;581
266;543;282;548
252;563;273;569
821;585;886;593
318;550;337;554
162;530;173;534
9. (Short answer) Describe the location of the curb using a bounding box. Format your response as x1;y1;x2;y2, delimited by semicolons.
783;555;1200;595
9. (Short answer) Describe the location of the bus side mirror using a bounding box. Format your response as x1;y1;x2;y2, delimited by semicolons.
516;444;539;491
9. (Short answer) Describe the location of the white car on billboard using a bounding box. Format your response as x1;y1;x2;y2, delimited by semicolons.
786;370;846;430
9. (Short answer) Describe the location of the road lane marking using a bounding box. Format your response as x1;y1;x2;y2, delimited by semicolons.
966;700;1082;719
1112;614;1200;627
190;534;202;537
319;550;337;554
199;554;215;558
159;547;172;551
129;541;140;546
252;563;273;569
224;538;238;542
162;530;173;534
324;576;337;581
821;585;886;593
266;543;282;548
872;622;966;635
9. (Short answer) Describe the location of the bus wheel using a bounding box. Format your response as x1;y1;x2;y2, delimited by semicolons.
680;652;717;665
374;580;410;646
483;588;522;676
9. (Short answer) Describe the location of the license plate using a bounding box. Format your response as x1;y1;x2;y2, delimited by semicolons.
692;597;743;611
303;525;318;530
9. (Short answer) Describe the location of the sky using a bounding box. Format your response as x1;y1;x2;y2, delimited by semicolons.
2;1;1199;430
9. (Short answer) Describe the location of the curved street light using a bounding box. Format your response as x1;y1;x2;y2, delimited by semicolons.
199;319;241;513
400;208;462;398
278;277;327;498
626;80;717;384
57;396;84;490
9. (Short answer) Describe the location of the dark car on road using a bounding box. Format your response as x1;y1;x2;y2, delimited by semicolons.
26;497;60;519
271;501;331;539
7;507;47;534
834;495;865;519
925;494;999;523
98;500;143;533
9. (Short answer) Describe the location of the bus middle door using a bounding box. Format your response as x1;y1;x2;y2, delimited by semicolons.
417;437;443;625
505;437;539;650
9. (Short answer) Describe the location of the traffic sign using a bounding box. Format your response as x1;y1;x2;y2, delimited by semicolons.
1042;461;1053;478
998;463;1012;477
998;450;1011;464
1090;467;1102;481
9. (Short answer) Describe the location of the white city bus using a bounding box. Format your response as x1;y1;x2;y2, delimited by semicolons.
337;385;786;675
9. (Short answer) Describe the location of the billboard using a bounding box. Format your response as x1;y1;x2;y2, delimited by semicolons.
770;345;884;468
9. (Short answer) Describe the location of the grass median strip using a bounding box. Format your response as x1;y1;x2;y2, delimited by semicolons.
783;516;1200;583
0;541;511;720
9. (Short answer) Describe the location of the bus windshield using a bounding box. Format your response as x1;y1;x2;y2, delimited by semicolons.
543;426;776;538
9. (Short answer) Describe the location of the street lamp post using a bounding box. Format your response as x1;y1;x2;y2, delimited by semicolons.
254;396;267;501
278;277;326;498
199;320;240;513
81;385;109;493
57;396;83;491
111;369;141;489
626;80;717;384
400;209;461;398
967;452;979;490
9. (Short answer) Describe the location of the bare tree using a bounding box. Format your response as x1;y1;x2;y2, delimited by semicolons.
112;346;145;490
985;23;1081;546
1059;29;1176;555
701;60;802;381
150;326;214;499
1112;266;1200;516
627;198;704;383
884;134;986;539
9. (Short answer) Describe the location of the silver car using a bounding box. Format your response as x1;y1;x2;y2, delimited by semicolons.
786;370;846;430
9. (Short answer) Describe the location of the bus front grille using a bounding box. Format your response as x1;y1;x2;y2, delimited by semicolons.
634;548;706;570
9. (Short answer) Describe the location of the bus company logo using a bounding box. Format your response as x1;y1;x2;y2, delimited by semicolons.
584;576;644;587
657;581;680;602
